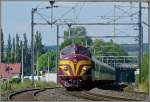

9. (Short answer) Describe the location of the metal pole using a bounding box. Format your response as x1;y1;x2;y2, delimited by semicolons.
36;52;39;80
68;24;71;39
68;24;74;44
21;46;24;83
148;1;150;100
94;48;95;56
138;2;142;83
141;25;143;61
49;0;55;27
114;5;116;36
31;8;36;87
56;24;59;84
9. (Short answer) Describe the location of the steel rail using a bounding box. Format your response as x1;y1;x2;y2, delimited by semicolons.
33;87;61;101
8;88;39;101
66;90;145;101
8;87;60;101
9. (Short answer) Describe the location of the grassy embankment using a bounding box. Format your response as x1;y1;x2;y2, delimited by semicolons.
136;54;148;93
135;75;148;93
1;78;58;92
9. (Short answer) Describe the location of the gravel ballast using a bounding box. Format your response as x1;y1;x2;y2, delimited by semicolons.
36;88;88;101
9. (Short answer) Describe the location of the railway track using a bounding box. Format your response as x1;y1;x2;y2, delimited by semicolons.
33;87;61;101
8;88;40;101
8;87;59;101
66;90;146;101
8;87;147;101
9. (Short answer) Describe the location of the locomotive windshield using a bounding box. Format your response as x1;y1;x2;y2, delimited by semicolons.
60;46;75;56
60;45;91;57
76;47;90;57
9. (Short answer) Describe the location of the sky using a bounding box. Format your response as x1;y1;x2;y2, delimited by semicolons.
1;1;148;46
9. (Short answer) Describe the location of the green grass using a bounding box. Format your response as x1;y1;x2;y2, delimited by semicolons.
1;78;58;92
135;75;148;93
138;80;148;93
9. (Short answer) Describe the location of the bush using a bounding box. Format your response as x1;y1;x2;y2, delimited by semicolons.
137;53;149;92
138;80;148;93
1;81;11;91
10;78;21;84
36;81;57;88
141;53;149;82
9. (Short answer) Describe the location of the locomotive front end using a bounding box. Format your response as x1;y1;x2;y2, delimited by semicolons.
59;45;93;89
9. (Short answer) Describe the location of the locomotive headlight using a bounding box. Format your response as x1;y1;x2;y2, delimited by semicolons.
64;66;68;71
83;66;87;71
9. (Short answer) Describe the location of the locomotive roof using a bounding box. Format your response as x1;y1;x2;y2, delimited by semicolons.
60;44;91;57
63;44;87;49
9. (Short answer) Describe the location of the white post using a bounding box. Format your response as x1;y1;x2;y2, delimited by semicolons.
86;40;88;48
48;56;50;73
21;47;24;83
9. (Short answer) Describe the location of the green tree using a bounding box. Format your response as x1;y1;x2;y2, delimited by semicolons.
35;31;44;58
64;26;86;38
23;33;28;64
60;26;93;49
19;40;23;62
91;39;127;56
12;37;16;63
0;28;4;62
6;34;12;63
38;50;56;72
16;34;20;62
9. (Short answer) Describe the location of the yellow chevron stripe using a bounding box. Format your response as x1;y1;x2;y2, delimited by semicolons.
76;60;92;75
59;59;92;76
79;66;91;76
59;67;71;76
59;60;75;75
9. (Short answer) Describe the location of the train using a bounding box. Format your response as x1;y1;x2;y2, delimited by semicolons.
59;44;116;90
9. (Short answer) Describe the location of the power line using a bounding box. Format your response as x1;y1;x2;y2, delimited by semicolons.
36;12;51;24
58;35;138;39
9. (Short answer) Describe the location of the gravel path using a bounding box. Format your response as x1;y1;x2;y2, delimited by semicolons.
1;91;14;101
90;88;148;101
1;91;10;101
36;88;88;101
36;87;148;101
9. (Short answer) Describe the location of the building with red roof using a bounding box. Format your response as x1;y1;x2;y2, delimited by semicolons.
0;63;21;80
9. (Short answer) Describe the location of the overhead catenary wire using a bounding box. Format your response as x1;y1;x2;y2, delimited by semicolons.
75;3;85;22
36;12;51;24
115;6;138;20
54;3;79;23
35;3;79;25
